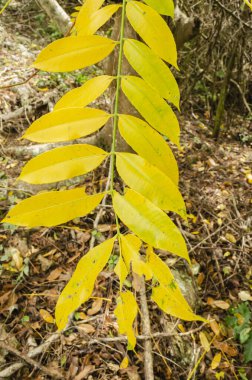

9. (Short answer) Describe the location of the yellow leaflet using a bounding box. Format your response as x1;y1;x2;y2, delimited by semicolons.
32;36;116;72
121;76;180;147
75;0;105;32
116;153;187;219
126;1;177;68
2;189;104;227
114;291;138;350
78;4;122;36
19;144;108;184
143;0;174;17
124;39;180;109
244;0;252;11
118;114;179;184
54;76;114;110
56;237;115;330
114;256;128;290
146;247;191;310
148;248;205;322
113;189;189;262
22;108;111;143
121;234;152;280
152;285;206;321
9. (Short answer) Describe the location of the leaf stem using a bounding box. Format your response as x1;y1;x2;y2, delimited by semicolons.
109;0;127;235
109;0;127;192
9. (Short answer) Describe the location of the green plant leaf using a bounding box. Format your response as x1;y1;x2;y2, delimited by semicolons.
121;76;180;147
56;237;115;330
22;108;111;143
118;114;179;184
121;234;152;280
19;144;108;184
32;36;116;72
77;4;122;36
126;1;177;68
113;189;189;262
116;153;186;219
244;333;252;363
124;39;180;108
114;290;138;350
54;76;114;110
2;189;104;227
143;0;174;17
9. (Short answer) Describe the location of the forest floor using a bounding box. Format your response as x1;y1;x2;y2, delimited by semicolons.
0;2;252;380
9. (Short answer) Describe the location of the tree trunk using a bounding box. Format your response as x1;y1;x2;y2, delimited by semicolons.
36;0;72;35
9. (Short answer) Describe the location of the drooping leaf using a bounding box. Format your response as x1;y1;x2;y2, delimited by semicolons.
77;4;122;36
32;36;116;72
54;76;114;110
121;234;152;280
143;0;174;17
19;144;108;184
147;248;205;321
118;114;179;184
124;39;180;108
116;153;186;219
126;1;177;68
152;285;205;321
113;189;189;261
114;256;128;290
114;291;138;350
22;108;111;143
2;189;104;227
75;0;106;32
121;76;180;147
56;237;115;330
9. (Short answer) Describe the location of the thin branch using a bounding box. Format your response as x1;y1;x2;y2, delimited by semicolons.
139;278;154;380
213;0;252;30
0;333;61;378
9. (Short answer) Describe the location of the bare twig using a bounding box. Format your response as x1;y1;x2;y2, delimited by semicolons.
0;333;60;378
139;278;154;380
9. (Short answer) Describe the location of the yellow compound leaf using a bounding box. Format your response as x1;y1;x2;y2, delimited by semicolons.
22;108;111;143
114;291;138;350
116;153;187;219
124;39;180;108
56;237;115;330
32;36;116;72
118;114;179;184
113;189;189;262
121;234;152;280
126;1;177;68
143;0;174;17
2;189;104;227
19;144;108;184
114;256;128;290
77;4;122;36
211;352;222;370
75;0;105;32
54;76;114;110
40;309;55;324
146;246;204;321
121;76;180;147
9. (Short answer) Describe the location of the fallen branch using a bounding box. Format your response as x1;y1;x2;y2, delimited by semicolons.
0;333;59;378
0;340;63;379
